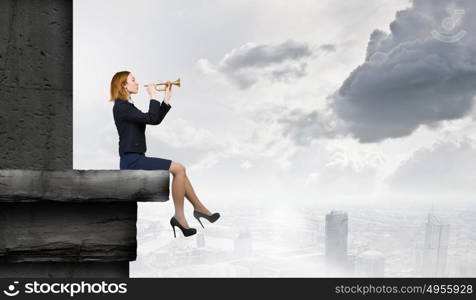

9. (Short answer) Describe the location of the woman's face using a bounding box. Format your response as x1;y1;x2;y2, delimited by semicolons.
123;73;139;95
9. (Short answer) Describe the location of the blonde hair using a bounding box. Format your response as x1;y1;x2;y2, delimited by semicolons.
109;71;131;101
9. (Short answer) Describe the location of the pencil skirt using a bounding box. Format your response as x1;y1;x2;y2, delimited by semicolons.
120;152;172;170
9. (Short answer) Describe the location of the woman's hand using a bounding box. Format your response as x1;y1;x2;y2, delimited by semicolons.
146;83;157;99
164;83;173;104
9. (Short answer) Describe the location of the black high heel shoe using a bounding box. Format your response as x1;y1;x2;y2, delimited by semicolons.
170;216;197;238
193;210;220;228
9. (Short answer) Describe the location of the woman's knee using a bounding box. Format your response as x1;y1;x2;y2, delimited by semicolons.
169;161;186;175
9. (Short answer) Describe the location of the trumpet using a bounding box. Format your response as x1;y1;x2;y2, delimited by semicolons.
145;78;181;91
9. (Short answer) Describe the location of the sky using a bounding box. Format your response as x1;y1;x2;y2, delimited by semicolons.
73;0;476;211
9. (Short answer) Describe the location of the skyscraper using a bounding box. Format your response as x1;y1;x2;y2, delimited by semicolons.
355;250;385;277
325;210;348;273
234;231;252;258
196;231;206;248
420;214;450;277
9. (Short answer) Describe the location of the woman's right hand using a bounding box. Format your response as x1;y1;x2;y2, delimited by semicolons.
164;83;172;103
146;83;157;99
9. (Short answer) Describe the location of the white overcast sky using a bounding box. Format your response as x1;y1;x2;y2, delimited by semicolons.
73;0;476;209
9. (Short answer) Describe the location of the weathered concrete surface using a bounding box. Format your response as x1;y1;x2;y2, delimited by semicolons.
0;203;137;263
0;169;170;203
0;0;72;170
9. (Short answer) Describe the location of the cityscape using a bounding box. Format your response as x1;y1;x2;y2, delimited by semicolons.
130;203;476;277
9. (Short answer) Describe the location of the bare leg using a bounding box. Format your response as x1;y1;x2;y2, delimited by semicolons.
170;166;190;228
184;174;212;215
169;162;214;227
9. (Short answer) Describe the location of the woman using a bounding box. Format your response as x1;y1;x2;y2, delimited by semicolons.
110;71;220;238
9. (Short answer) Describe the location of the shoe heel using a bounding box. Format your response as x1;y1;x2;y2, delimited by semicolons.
195;216;205;228
170;216;196;238
171;224;176;238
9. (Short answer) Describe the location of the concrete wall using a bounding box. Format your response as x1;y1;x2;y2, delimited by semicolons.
0;0;72;170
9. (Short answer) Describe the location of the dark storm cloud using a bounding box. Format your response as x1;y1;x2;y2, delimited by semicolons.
332;0;476;143
282;0;476;144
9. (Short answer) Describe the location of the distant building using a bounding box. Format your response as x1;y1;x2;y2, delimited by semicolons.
355;250;385;277
325;211;348;274
456;259;476;277
420;214;450;277
196;231;205;248
234;231;252;258
445;254;476;277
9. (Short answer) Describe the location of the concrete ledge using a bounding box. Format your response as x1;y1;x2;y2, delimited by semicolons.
0;169;170;277
0;169;170;203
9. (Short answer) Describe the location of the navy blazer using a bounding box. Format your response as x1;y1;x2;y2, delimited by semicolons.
113;98;171;156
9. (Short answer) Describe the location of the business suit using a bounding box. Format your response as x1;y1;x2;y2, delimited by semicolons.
113;98;172;170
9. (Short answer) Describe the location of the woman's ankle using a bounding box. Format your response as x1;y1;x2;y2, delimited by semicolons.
193;203;206;211
174;213;186;220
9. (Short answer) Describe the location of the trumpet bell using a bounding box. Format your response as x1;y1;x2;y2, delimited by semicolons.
171;78;181;87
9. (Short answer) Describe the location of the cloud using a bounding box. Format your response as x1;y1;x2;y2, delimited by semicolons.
196;39;328;89
146;117;232;171
281;0;476;145
153;118;219;150
386;138;476;195
331;0;476;143
319;43;337;52
278;107;345;146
